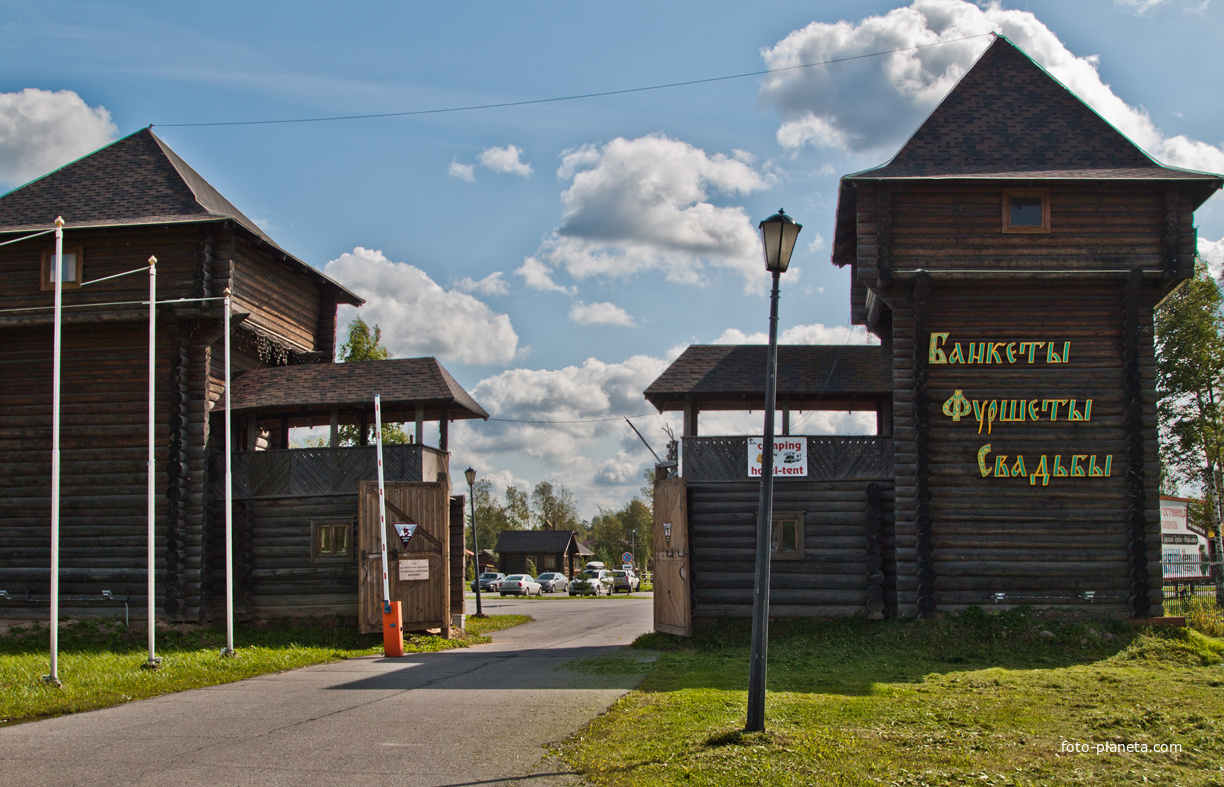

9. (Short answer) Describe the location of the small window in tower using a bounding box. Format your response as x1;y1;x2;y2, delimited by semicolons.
41;246;84;290
1002;189;1050;233
312;519;354;563
770;512;805;560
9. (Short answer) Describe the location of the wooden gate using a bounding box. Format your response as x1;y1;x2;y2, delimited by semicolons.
653;476;691;636
358;480;451;637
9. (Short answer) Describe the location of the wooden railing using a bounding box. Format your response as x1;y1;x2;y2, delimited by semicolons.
681;436;893;482
219;445;449;499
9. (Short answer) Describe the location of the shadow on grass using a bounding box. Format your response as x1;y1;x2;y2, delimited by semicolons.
631;606;1144;696
0;618;383;657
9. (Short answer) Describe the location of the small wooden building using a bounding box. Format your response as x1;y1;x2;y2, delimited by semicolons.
0;128;487;627
648;35;1222;628
492;530;590;577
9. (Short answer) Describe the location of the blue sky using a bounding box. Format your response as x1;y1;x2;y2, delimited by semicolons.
3;0;1223;515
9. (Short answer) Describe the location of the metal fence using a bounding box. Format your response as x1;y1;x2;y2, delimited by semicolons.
1162;554;1222;613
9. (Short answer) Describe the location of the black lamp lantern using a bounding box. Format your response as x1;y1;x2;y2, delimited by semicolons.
759;209;802;273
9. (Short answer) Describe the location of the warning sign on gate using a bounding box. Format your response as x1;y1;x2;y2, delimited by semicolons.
393;523;418;549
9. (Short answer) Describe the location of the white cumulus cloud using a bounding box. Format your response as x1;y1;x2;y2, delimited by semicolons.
516;255;574;294
713;322;879;345
1200;236;1224;280
478;144;533;177
448;160;475;182
570;301;636;327
324;246;519;365
759;0;1224;175
524;134;771;294
454;271;510;297
0;89;117;186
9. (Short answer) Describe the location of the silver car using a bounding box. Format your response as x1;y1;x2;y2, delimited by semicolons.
536;572;569;593
499;574;542;597
568;569;613;596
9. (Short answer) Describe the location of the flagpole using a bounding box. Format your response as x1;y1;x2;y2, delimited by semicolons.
375;394;391;607
45;217;64;687
144;256;161;669
222;288;235;656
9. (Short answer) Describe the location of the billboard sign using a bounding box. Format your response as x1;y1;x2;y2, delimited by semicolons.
748;437;808;478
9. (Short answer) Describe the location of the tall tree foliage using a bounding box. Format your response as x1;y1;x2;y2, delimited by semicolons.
588;498;651;568
531;481;582;532
336;317;409;445
1156;261;1224;551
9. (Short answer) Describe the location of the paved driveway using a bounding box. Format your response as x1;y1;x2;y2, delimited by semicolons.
0;596;654;786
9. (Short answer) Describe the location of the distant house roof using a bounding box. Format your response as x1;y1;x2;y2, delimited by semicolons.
832;35;1222;265
494;530;584;554
227;357;488;425
0;127;362;306
644;344;892;412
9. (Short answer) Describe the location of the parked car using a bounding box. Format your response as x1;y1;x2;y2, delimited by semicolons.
472;572;505;593
499;574;542;596
569;569;614;596
536;572;569;593
612;569;640;593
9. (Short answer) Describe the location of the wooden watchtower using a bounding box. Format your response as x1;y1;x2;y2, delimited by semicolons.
831;35;1222;618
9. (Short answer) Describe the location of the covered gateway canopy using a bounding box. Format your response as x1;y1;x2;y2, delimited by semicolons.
644;344;892;414
227;357;488;429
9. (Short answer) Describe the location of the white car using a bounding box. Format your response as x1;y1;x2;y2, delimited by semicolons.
499;574;542;596
569;569;614;596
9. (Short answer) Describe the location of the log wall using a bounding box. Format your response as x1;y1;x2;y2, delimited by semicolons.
0;221;342;622
857;180;1181;617
687;479;896;619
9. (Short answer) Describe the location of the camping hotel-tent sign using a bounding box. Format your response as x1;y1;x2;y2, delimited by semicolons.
748;437;808;478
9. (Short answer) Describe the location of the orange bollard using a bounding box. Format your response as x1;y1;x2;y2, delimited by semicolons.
382;601;404;657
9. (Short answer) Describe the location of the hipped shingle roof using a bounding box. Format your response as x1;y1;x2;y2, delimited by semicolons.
0;127;362;305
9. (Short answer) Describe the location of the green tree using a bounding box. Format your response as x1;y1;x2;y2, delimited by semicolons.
336;317;409;445
531;481;582;533
466;479;515;556
587;497;651;568
1156;260;1224;561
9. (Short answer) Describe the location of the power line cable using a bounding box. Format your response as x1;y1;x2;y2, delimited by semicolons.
487;412;658;425
156;34;994;129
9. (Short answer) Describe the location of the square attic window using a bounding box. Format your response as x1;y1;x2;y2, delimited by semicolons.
41;246;84;290
1003;188;1050;233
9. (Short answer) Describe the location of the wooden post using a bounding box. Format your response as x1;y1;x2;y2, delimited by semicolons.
439;414;449;452
329;407;339;448
683;401;699;437
415;404;424;445
782;403;790;436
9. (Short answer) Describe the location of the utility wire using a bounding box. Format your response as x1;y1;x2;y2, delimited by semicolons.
156;34;994;129
487;413;658;425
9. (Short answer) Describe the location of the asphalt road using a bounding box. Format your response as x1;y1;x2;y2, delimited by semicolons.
0;596;654;787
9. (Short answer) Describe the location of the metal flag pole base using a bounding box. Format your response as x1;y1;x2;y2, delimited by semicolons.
41;674;62;688
141;656;163;670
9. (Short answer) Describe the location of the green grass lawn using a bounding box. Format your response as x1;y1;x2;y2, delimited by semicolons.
0;614;528;727
561;606;1224;787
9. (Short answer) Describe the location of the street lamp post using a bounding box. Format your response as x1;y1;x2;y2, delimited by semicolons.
465;467;484;617
745;209;801;733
